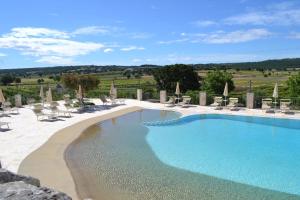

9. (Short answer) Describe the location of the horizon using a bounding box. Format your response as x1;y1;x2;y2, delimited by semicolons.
1;0;300;69
1;57;300;70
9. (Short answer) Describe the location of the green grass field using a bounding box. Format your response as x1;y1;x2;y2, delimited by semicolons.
2;69;298;105
19;69;296;87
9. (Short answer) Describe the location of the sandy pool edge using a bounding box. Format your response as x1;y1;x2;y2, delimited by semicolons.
18;106;142;200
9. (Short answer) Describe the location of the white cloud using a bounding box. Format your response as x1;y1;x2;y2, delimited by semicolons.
0;27;151;64
36;56;75;65
132;58;142;63
267;1;296;10
4;27;69;38
73;26;152;41
120;46;145;51
224;3;300;26
0;27;104;65
72;26;111;35
201;29;271;44
0;37;104;57
103;48;114;53
191;2;300;27
192;20;217;27
158;29;271;45
158;38;189;45
288;32;300;39
130;32;153;39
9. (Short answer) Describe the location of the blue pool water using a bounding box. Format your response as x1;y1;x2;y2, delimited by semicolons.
145;114;300;195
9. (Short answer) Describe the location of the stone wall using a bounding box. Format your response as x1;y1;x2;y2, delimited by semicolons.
0;161;72;200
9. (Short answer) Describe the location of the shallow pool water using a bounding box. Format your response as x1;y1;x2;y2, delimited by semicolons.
65;110;300;200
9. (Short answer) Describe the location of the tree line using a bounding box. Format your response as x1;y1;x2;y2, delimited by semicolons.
1;58;300;77
152;64;300;97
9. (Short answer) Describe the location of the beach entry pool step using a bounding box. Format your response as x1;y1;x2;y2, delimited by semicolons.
143;118;181;126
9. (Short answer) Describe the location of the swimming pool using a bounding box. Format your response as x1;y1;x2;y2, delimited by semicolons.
65;109;300;200
146;114;300;196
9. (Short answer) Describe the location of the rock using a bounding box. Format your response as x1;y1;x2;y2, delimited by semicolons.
0;169;40;187
0;181;72;200
0;167;72;199
0;161;1;168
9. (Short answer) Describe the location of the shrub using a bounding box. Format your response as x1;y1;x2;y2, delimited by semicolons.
185;90;199;105
152;64;200;93
202;70;234;95
1;74;15;86
287;72;300;97
62;74;100;95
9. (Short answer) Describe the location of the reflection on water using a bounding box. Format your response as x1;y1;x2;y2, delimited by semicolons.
65;109;299;200
111;117;117;125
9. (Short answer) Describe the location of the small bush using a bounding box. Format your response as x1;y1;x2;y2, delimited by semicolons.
185;90;199;105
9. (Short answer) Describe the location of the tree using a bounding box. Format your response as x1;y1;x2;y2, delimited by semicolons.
53;75;61;82
152;64;200;93
15;77;21;84
0;74;15;85
123;69;132;79
202;70;235;95
37;79;44;84
62;74;99;93
62;74;78;90
287;72;300;97
133;70;143;79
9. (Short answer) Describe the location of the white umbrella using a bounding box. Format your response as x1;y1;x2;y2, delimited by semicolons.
77;85;83;99
223;82;228;106
0;89;5;103
273;83;278;109
46;87;53;103
175;82;180;104
110;81;116;97
175;82;180;95
39;85;44;104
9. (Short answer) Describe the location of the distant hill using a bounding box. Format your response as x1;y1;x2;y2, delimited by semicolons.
1;58;300;76
192;58;300;70
0;64;160;76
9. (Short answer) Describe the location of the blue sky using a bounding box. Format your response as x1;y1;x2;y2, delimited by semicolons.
0;0;300;68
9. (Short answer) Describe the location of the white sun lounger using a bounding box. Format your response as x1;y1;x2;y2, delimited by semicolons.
165;96;176;107
280;99;292;114
227;97;239;111
0;121;9;129
32;104;57;121
179;96;191;108
262;98;274;113
100;95;110;105
105;95;117;105
2;102;19;114
33;109;57;121
211;96;223;110
49;102;71;117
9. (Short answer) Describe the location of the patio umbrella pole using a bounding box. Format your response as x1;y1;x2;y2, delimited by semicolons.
273;83;278;111
175;82;180;105
223;82;228;107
